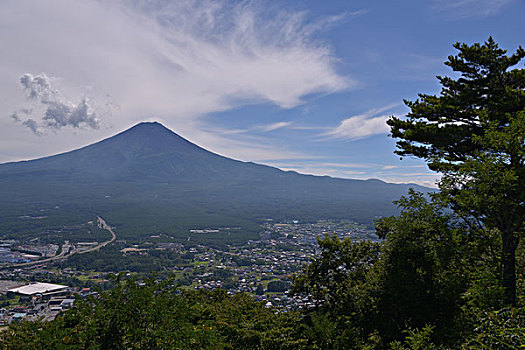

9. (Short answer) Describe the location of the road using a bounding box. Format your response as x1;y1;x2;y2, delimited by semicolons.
77;217;116;254
3;216;116;268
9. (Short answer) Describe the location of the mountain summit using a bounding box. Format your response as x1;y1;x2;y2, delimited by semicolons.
98;121;210;156
1;122;249;181
0;122;431;242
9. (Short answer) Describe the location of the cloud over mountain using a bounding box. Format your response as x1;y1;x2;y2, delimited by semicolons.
0;0;351;164
1;0;348;130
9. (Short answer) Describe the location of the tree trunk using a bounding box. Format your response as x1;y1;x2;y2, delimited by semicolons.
501;230;519;305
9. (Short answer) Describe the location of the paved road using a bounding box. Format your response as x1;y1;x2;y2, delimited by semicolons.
3;216;116;268
77;217;116;254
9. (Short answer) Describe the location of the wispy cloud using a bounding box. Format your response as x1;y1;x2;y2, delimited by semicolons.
316;162;370;169
431;0;515;18
382;165;424;170
258;121;293;132
279;167;367;177
269;160;372;179
274;161;440;187
204;121;294;135
181;123;318;163
326;103;400;140
379;176;440;188
270;160;371;169
290;125;331;131
1;0;350;137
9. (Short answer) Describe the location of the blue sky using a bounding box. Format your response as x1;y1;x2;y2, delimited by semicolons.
0;0;523;187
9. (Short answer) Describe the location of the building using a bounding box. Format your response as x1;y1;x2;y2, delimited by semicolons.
8;282;69;299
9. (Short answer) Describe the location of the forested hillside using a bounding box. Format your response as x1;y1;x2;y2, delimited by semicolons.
0;122;429;245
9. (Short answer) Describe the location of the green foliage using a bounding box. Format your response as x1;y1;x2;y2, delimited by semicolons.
374;191;467;343
0;275;307;350
293;235;380;308
388;37;525;304
293;188;524;348
389;326;439;350
255;283;265;295
291;180;525;348
463;307;525;349
292;236;381;348
388;37;525;172
266;280;291;293
58;245;188;273
464;260;506;310
293;191;470;348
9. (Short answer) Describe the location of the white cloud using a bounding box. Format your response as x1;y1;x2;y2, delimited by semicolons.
326;103;399;140
203;121;293;135
289;125;330;131
330;115;389;140
382;164;424;170
258;121;293;132
270;161;370;169
20;73;54;100
377;175;441;189
12;73;102;134
1;0;349;119
317;162;370;168
432;0;515;18
0;0;350;159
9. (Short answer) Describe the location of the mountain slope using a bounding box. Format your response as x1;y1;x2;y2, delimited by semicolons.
0;122;432;243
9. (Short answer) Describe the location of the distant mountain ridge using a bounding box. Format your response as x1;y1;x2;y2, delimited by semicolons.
0;122;432;243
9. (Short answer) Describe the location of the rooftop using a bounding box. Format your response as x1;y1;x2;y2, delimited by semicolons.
8;282;68;295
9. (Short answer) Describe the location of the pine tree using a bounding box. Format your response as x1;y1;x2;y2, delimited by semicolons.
388;38;525;304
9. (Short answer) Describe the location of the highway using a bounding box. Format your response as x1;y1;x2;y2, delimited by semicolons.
77;217;116;254
3;216;116;268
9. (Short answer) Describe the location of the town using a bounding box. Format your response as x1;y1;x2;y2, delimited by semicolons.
0;219;378;323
